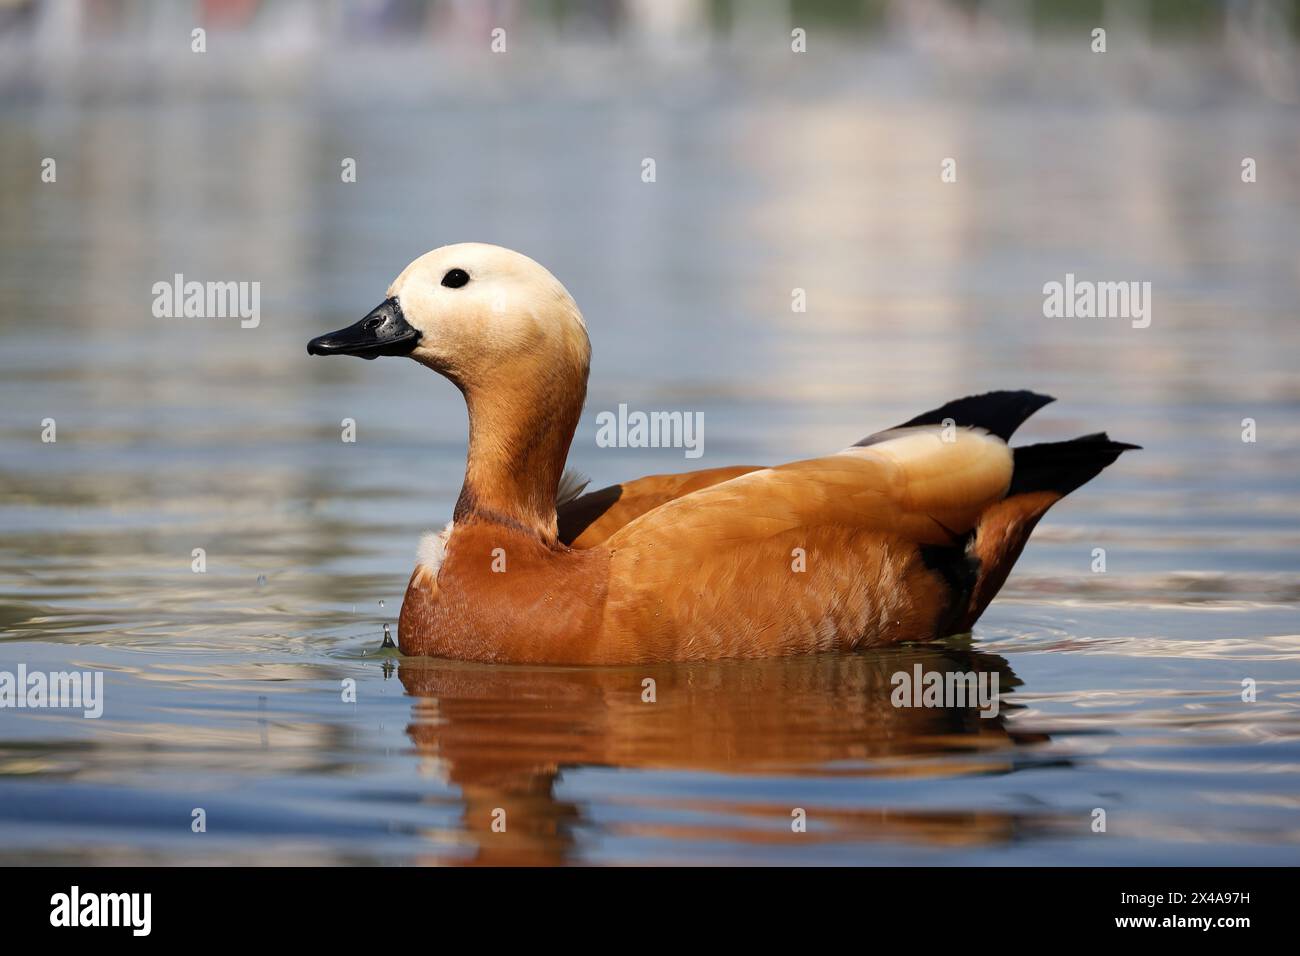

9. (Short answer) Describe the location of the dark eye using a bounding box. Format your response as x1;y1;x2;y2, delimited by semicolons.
441;268;470;289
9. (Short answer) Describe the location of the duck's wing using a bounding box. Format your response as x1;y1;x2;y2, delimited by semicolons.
558;465;763;547
561;391;1054;550
606;428;1013;556
589;428;1015;659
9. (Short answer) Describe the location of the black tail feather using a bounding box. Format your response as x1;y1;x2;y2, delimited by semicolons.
858;390;1056;446
1008;433;1141;498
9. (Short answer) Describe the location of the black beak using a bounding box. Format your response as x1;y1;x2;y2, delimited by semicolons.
307;297;421;360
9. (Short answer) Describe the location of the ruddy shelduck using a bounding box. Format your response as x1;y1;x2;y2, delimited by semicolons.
308;243;1136;664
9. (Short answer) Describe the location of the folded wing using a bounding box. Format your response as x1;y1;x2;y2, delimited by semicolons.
593;427;1015;659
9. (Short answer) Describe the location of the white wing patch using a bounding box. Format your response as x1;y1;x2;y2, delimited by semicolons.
416;521;455;573
835;425;1014;516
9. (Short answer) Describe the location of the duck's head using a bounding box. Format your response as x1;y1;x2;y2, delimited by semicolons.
307;242;589;391
310;243;590;537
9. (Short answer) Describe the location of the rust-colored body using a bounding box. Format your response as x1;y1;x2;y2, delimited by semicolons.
399;432;1069;664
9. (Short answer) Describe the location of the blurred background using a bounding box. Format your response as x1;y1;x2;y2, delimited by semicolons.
0;0;1298;865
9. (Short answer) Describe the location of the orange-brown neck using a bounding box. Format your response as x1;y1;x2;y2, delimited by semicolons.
454;352;588;542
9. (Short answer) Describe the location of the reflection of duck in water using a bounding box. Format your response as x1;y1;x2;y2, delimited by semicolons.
309;243;1136;663
399;647;1048;865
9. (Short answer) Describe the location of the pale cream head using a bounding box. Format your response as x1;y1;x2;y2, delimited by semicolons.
307;242;593;540
388;243;589;387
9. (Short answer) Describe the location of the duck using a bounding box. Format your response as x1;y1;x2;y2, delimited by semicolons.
308;243;1137;665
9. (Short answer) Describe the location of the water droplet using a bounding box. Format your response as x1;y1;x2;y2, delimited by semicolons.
381;623;395;649
256;573;266;586
378;599;385;609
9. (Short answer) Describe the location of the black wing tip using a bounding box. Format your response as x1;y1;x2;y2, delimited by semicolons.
1070;432;1142;451
868;389;1057;444
1009;433;1139;498
974;388;1056;405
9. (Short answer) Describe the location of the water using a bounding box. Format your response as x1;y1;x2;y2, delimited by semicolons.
2;46;1299;865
